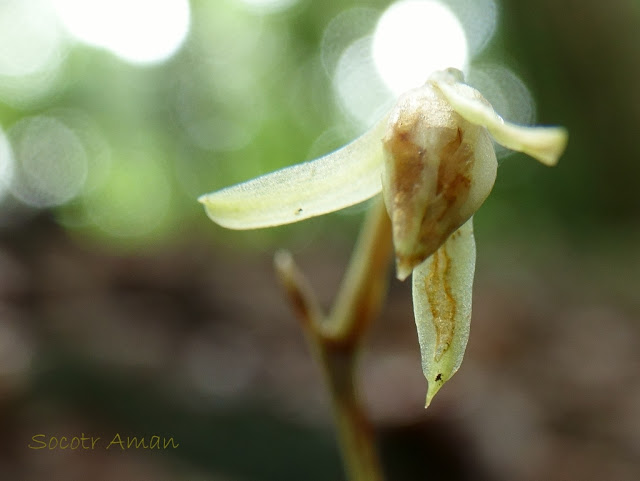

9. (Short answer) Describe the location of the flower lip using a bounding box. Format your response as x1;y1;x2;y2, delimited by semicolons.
412;217;476;407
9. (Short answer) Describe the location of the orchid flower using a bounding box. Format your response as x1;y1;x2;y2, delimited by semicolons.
199;68;568;406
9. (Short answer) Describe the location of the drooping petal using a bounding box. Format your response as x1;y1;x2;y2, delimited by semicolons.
430;69;568;166
199;116;388;230
412;217;475;407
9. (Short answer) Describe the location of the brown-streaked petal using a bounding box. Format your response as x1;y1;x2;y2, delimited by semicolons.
412;217;475;407
381;79;496;280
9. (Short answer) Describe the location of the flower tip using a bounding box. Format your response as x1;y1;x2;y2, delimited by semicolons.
539;127;569;167
273;249;294;274
425;378;444;408
395;258;414;282
519;125;568;167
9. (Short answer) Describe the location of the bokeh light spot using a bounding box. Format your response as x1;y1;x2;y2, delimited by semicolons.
52;109;113;195
237;0;299;14
0;128;14;204
372;0;469;95
0;0;63;77
0;0;66;105
321;7;380;77
446;0;498;57
468;64;535;157
333;36;394;127
469;64;535;125
53;0;190;65
8;116;88;208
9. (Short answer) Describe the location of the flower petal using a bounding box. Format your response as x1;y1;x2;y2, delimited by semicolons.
430;69;568;166
199;116;388;229
412;217;475;407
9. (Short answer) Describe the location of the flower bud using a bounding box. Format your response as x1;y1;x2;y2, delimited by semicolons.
382;77;497;280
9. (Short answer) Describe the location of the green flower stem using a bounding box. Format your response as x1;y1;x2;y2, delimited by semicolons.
275;196;392;481
327;196;394;344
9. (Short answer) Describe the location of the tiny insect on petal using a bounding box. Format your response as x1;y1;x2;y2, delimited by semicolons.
198;115;389;230
412;217;475;407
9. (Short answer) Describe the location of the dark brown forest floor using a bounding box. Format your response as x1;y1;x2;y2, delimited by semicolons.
1;215;639;481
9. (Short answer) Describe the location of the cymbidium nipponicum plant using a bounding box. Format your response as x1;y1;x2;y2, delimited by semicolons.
200;68;567;408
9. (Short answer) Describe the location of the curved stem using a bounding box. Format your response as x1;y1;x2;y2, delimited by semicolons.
275;196;393;481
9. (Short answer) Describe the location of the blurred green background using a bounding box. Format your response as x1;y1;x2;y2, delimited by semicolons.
0;0;639;480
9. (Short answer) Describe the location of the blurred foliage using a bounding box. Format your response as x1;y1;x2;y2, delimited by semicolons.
0;0;637;253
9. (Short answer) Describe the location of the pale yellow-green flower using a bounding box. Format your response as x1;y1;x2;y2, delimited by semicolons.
199;68;568;407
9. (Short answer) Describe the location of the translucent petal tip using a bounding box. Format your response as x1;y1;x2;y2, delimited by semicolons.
425;378;444;408
526;126;568;166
